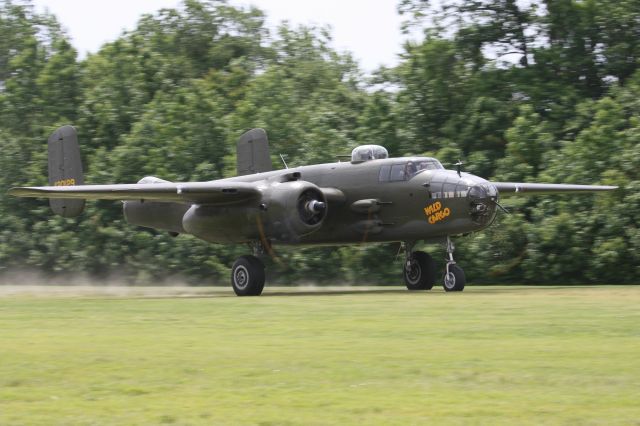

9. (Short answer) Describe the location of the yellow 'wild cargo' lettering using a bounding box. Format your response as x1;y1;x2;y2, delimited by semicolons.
424;202;450;224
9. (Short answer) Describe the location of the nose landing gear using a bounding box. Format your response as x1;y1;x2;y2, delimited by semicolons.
443;236;465;292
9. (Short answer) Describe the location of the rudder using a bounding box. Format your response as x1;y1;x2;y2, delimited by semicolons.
48;125;85;217
236;128;273;176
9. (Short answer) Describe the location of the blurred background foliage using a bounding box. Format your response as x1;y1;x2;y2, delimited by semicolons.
0;0;638;285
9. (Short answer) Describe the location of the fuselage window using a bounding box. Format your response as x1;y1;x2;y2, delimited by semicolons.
443;182;457;198
378;165;391;182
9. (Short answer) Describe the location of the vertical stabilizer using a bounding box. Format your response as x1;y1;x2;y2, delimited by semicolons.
48;125;85;217
236;128;272;176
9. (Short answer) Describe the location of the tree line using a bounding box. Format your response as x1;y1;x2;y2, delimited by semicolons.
0;0;638;285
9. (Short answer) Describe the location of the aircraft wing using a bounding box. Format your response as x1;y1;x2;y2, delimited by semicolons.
492;182;617;196
8;181;261;205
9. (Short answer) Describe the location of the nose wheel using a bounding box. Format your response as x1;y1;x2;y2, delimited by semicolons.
443;236;465;292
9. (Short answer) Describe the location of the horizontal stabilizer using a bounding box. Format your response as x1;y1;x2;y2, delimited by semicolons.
9;182;261;205
492;182;617;196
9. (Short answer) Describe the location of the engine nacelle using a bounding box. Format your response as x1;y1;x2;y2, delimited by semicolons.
261;181;327;242
123;176;189;234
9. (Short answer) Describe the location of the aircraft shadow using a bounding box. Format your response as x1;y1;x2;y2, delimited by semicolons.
78;284;612;300
262;288;408;297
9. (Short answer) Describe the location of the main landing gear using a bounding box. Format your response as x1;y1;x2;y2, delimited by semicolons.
231;254;265;296
402;236;466;292
231;240;272;296
402;242;437;290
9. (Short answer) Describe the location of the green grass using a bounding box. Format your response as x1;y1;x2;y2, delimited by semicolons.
1;286;639;425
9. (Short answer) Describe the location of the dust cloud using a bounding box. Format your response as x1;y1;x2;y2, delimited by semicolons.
0;270;398;298
0;269;225;298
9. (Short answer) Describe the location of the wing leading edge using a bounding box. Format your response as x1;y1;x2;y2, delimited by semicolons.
492;182;617;196
8;181;261;205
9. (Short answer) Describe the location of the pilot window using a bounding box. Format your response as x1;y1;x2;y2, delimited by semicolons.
412;160;443;175
390;164;406;181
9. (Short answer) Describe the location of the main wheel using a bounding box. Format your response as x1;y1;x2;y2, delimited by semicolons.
231;255;265;296
443;264;465;292
403;251;437;290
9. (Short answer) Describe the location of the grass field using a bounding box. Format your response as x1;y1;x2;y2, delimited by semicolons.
1;285;639;425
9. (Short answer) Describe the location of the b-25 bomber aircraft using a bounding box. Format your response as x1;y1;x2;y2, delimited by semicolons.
9;126;616;295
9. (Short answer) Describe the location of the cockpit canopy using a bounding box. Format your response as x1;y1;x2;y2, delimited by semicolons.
378;158;445;182
351;145;389;163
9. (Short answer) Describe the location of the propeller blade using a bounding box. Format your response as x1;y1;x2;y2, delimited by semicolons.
493;200;510;214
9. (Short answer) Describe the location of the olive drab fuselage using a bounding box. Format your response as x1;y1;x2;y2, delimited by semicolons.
123;157;499;245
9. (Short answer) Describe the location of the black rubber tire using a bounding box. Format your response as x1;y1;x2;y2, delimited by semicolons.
403;251;437;290
443;264;465;292
247;256;266;295
231;255;265;296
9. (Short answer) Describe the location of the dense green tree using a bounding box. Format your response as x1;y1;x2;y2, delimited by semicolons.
394;37;471;154
76;0;267;155
0;1;78;274
357;89;401;156
1;0;638;284
230;24;365;165
494;105;556;181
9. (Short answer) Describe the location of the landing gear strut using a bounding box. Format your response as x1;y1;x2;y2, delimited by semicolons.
402;241;437;290
443;236;465;292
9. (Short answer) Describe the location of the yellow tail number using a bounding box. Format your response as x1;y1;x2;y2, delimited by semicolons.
54;178;76;186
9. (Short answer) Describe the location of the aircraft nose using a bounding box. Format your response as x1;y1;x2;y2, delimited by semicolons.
468;182;498;224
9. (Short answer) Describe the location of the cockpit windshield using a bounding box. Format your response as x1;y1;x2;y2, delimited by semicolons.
379;158;444;182
406;159;444;177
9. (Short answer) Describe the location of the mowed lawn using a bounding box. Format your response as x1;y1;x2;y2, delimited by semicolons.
1;286;639;425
